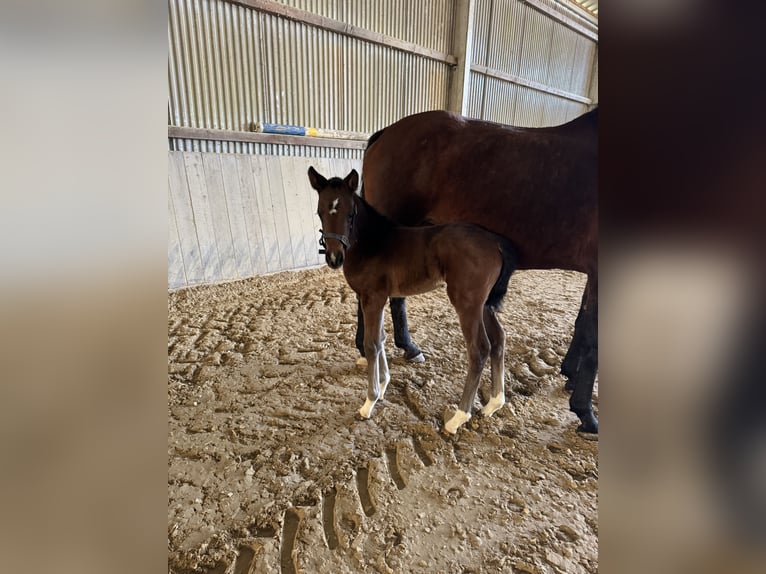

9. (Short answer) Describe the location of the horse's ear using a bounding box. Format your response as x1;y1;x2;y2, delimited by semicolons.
307;166;327;192
345;169;359;193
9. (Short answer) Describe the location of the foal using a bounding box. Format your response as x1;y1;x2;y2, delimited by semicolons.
308;167;517;434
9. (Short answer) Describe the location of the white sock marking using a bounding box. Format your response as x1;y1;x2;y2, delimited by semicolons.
380;371;390;398
481;393;505;417
359;398;376;419
444;409;471;434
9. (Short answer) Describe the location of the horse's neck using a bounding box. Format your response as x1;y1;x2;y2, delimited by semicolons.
350;195;395;249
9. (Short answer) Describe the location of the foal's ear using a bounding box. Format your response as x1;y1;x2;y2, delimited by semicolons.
307;166;327;192
344;169;359;193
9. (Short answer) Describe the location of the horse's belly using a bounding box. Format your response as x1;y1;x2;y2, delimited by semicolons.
389;272;444;298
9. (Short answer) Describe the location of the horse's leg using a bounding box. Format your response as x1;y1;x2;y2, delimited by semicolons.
378;315;390;397
359;296;387;419
355;298;367;365
481;306;506;417
444;304;490;434
569;277;598;433
561;279;590;390
389;297;425;363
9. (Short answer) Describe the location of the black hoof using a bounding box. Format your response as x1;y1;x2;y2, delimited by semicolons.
563;378;576;392
404;346;425;363
575;412;599;434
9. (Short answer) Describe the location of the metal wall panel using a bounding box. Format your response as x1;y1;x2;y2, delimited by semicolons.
168;0;454;155
588;45;598;103
468;0;597;126
486;0;526;77
276;0;455;54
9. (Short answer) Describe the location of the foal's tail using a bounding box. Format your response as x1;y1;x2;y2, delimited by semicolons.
485;237;517;312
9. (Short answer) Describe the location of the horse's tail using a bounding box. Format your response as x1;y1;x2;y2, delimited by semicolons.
485;237;517;312
359;128;385;200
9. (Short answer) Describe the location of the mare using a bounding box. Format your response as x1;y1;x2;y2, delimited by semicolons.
358;108;598;433
308;166;517;434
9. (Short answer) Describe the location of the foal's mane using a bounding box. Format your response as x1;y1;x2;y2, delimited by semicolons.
322;178;398;253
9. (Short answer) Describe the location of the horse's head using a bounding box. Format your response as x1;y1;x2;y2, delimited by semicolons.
308;166;359;269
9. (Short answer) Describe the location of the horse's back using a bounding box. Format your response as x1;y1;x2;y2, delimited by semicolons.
362;109;598;273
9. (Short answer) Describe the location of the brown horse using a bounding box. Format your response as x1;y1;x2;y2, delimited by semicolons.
308;166;517;434
357;108;598;433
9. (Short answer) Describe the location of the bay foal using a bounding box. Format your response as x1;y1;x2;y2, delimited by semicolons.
308;167;517;434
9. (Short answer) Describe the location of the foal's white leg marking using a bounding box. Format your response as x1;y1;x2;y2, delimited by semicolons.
379;350;390;398
329;197;339;215
360;346;381;419
481;392;505;417
359;397;376;419
444;409;472;434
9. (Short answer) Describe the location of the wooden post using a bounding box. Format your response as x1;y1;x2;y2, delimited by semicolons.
448;0;476;116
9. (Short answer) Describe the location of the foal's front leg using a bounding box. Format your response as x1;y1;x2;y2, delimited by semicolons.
358;298;389;419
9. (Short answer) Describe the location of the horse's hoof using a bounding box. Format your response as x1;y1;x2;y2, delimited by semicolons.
405;352;425;364
356;356;368;368
576;413;599;435
563;378;575;392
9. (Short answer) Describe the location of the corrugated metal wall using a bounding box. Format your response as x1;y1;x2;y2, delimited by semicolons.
167;0;597;287
168;0;455;156
468;0;596;126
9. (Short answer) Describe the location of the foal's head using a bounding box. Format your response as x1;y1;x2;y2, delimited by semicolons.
308;166;359;269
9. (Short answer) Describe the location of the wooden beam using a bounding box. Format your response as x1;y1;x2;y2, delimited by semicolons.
448;0;476;115
228;0;457;66
168;126;368;150
470;64;592;105
522;0;598;42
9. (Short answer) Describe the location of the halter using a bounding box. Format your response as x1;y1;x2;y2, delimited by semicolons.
318;230;349;254
318;201;356;254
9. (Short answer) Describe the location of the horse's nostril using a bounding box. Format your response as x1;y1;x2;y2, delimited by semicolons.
326;252;343;268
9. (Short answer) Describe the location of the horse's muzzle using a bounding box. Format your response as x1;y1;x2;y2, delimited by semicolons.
326;251;344;269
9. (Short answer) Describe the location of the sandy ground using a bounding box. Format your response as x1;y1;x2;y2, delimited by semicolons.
168;267;598;574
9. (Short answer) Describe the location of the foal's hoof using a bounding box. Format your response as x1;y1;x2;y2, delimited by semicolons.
405;351;425;364
358;398;376;419
356;356;368;368
481;393;505;417
444;409;471;434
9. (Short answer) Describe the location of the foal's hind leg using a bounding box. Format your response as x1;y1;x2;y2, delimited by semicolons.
444;303;490;434
481;306;506;417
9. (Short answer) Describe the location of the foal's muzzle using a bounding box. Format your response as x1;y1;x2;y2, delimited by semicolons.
326;251;344;269
318;229;349;269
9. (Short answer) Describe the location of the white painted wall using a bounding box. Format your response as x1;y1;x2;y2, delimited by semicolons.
168;151;360;289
